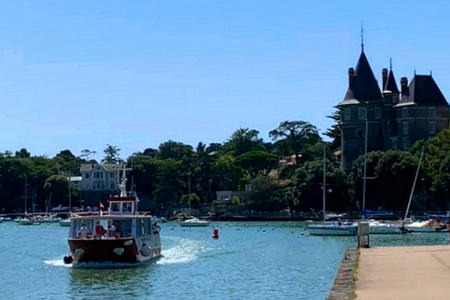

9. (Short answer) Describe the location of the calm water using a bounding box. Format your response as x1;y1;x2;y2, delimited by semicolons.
0;221;447;300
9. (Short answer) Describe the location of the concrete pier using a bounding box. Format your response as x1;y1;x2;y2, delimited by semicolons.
355;245;450;300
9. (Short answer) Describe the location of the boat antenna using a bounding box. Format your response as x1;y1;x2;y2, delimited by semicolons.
403;146;425;224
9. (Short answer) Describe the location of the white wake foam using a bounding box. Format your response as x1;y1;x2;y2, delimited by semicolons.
44;258;72;268
157;238;204;265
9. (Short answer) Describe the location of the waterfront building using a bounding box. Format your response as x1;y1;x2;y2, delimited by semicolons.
338;49;449;171
79;163;124;205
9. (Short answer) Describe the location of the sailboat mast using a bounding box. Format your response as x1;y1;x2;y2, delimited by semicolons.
403;147;425;222
362;117;368;218
24;174;28;214
322;143;326;223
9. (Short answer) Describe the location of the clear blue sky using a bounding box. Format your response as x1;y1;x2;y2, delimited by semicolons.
1;0;449;160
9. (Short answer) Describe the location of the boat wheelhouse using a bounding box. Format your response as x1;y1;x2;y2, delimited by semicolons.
66;168;161;267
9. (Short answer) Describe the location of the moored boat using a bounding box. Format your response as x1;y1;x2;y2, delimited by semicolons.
59;218;71;227
180;217;210;227
368;220;403;234
308;222;357;236
64;168;161;267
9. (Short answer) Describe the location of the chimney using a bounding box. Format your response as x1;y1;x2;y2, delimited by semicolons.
382;68;388;90
348;68;355;88
400;77;408;95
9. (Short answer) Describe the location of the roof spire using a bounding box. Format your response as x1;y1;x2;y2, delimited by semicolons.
360;23;364;52
389;58;392;70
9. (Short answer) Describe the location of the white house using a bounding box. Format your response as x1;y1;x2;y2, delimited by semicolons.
79;163;124;192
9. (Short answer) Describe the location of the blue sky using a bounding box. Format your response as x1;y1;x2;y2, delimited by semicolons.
1;0;449;160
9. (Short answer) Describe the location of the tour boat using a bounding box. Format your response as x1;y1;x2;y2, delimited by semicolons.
64;168;161;267
180;217;210;227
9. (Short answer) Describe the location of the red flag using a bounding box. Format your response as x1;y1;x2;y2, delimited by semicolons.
98;202;105;209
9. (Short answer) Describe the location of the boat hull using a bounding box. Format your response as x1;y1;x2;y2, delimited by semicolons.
68;238;161;266
307;225;357;236
180;222;209;227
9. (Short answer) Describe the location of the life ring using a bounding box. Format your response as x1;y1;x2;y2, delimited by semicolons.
141;244;152;257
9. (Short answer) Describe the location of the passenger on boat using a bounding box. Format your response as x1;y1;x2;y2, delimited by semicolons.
95;221;106;238
108;224;119;238
78;223;90;239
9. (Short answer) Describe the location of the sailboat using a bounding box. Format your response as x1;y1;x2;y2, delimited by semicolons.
358;117;402;234
402;148;445;233
307;145;357;236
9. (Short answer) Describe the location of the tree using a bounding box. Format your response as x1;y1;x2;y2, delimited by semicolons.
80;149;97;161
157;141;193;161
223;128;265;157
246;176;286;211
325;111;342;152
15;148;30;158
44;175;70;207
102;145;122;164
235;150;279;178
269;121;320;165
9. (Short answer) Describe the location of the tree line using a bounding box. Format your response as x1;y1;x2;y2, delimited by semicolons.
0;121;448;215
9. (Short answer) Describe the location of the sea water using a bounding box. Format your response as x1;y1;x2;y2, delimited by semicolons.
0;221;447;300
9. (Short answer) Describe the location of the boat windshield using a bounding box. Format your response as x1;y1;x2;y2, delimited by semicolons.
71;218;133;238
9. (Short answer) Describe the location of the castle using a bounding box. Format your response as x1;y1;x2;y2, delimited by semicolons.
338;49;449;171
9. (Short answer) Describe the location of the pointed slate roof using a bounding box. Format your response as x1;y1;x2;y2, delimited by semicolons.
395;75;448;106
384;69;399;93
340;52;382;105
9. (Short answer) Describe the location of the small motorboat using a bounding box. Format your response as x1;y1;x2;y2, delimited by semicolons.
404;219;445;233
59;218;71;227
368;220;403;234
180;217;210;227
307;221;357;236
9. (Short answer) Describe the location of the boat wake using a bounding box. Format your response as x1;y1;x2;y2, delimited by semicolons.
157;237;205;265
44;258;72;268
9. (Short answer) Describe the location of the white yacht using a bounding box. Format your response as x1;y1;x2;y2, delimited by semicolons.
180;217;210;227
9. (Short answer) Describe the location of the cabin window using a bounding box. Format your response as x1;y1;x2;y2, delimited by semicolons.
143;218;152;236
136;219;144;236
123;202;133;213
358;108;366;120
111;202;121;213
71;220;94;238
428;121;436;134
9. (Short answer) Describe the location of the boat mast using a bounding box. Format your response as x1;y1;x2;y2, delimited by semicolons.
362;113;368;219
322;143;326;223
67;177;72;214
24;174;28;215
403;147;425;223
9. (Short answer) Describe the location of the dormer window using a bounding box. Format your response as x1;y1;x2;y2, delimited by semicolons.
358;108;366;120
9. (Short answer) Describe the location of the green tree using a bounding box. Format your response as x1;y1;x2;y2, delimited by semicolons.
235;150;279;178
103;145;122;164
223;128;265;157
269;121;320;165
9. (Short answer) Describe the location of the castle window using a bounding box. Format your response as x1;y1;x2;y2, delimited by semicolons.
402;121;409;135
428;121;436;134
391;137;398;150
375;108;382;120
402;108;408;118
402;137;410;150
85;173;89;179
358;108;366;120
429;107;436;118
343;109;351;121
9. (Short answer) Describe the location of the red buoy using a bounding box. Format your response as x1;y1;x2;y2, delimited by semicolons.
212;228;219;239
